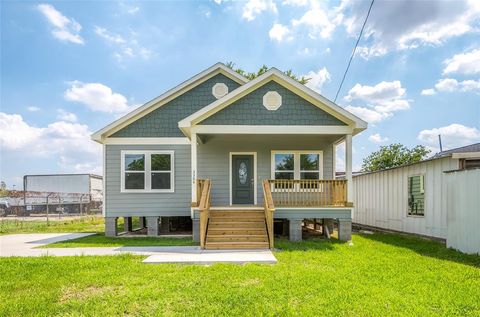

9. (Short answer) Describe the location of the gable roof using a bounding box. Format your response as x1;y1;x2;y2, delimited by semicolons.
91;63;248;143
178;68;367;136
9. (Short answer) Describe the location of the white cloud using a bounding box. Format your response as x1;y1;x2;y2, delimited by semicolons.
343;80;410;123
64;81;131;113
269;23;292;42
282;0;309;6
342;80;411;124
368;133;389;143
443;48;480;75
291;1;336;39
57;109;78;122
0;113;43;149
242;0;277;21
94;26;152;62
27;106;41;112
304;67;330;93
421;88;436;96
37;4;84;44
434;78;480;93
342;0;480;58
418;123;480;151
0;112;101;173
344;105;391;124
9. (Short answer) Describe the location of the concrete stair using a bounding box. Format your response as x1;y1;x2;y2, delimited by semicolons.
205;210;269;249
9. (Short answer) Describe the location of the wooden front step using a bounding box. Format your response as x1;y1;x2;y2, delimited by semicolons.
206;241;270;250
205;209;269;250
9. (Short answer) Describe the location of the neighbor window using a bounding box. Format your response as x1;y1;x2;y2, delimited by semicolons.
121;151;174;192
408;175;425;216
272;151;323;186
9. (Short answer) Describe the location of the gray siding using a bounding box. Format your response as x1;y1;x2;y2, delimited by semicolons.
111;74;241;137
105;144;191;217
197;134;339;206
200;81;346;126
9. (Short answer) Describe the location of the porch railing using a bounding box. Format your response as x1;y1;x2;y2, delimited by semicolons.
267;179;349;207
262;180;275;249
192;179;207;207
198;179;211;249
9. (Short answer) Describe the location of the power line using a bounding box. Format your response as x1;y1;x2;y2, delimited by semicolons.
334;0;375;103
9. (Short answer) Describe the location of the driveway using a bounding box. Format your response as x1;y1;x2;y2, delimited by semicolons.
0;233;277;264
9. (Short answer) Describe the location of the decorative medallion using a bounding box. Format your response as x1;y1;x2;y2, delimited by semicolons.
212;83;229;99
263;91;282;110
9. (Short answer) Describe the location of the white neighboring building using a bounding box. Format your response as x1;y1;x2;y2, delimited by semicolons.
352;143;480;254
6;174;103;215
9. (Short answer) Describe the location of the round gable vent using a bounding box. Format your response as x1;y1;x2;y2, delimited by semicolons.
212;83;229;99
263;91;282;110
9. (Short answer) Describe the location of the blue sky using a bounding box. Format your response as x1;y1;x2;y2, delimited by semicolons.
1;0;480;188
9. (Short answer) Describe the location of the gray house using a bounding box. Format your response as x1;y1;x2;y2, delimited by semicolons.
92;63;367;249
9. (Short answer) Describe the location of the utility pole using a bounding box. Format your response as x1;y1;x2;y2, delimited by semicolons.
438;135;443;152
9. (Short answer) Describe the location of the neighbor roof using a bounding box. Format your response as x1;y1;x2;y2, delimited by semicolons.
91;63;248;143
178;67;367;136
434;143;480;158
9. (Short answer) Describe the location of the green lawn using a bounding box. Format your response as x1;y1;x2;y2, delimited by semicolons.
1;233;479;316
40;234;195;248
0;216;104;235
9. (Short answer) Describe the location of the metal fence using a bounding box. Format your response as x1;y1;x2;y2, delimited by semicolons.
1;190;102;217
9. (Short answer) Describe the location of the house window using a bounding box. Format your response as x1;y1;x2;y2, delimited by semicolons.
272;151;323;185
121;151;174;193
408;175;425;216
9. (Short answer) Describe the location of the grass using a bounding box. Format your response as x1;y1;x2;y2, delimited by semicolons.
0;216;104;235
1;232;479;316
40;234;195;248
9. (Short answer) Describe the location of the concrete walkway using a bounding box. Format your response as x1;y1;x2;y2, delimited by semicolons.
0;233;277;264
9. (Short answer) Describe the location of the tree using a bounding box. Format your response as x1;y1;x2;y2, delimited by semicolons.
225;62;311;85
361;144;431;172
0;181;8;197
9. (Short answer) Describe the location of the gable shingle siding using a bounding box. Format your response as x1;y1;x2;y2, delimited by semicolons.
111;74;241;137
199;81;347;126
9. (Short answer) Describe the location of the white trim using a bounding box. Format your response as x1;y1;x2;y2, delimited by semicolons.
104;137;190;145
270;150;324;181
229;152;257;206
179;68;367;134
191;125;353;135
345;134;353;202
332;143;336;179
452;152;480;159
102;144;106;216
91;63;248;143
120;150;175;193
191;133;197;203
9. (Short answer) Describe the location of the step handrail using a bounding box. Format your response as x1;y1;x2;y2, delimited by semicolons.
262;180;275;249
198;179;211;249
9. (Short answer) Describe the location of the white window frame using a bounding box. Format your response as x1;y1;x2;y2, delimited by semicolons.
121;150;174;193
407;173;425;217
271;150;324;181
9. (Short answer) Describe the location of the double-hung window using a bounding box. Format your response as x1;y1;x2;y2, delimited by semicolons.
271;151;323;187
121;150;174;193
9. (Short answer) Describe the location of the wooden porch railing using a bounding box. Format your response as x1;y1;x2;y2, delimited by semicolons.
262;180;275;249
192;179;207;207
267;179;349;207
198;179;211;249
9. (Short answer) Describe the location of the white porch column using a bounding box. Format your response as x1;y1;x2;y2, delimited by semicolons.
345;133;353;202
191;132;197;204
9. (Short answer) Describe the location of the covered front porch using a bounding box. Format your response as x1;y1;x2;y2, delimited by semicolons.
189;131;354;249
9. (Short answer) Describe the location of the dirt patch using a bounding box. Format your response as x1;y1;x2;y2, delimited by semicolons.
59;285;118;303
